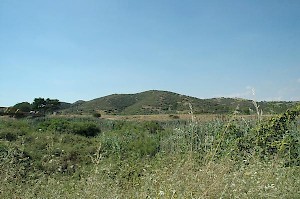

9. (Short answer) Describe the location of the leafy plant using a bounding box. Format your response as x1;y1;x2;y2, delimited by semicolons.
254;105;300;165
92;112;102;118
37;118;101;137
143;121;163;134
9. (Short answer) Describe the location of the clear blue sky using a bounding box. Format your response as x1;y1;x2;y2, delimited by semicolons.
1;0;299;106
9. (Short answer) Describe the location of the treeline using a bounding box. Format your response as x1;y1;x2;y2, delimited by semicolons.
1;98;61;118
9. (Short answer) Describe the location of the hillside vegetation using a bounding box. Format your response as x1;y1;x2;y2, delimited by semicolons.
63;90;298;115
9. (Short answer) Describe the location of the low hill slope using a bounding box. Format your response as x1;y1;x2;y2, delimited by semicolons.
63;90;298;115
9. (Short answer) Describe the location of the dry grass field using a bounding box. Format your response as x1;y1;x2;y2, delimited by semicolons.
100;113;271;123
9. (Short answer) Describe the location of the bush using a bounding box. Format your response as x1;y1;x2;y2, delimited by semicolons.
254;106;300;165
0;128;27;142
212;105;300;165
93;112;102;118
143;121;163;134
169;114;180;119
0;132;18;141
70;122;100;137
38;118;101;137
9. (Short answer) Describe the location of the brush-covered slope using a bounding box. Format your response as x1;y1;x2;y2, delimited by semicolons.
65;90;188;114
63;90;298;115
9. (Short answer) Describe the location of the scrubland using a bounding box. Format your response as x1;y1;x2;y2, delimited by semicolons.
1;105;300;198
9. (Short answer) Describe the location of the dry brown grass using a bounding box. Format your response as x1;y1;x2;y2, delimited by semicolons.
102;113;221;122
52;113;273;123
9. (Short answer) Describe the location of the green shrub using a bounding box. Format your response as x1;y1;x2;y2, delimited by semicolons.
0;122;28;142
37;118;70;133
212;105;300;165
254;106;300;165
0;131;18;141
38;118;101;137
169;114;180;119
143;121;163;134
92;112;102;118
69;122;100;137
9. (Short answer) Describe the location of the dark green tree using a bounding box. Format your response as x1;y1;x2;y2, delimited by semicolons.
13;102;32;112
45;98;61;113
32;98;46;111
32;98;61;113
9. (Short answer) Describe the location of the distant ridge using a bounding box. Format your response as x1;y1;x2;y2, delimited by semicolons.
63;90;298;115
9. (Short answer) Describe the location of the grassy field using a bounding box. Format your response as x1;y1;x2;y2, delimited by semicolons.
90;113;219;122
55;112;270;122
1;105;300;198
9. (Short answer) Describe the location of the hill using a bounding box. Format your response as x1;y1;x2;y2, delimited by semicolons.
62;90;298;115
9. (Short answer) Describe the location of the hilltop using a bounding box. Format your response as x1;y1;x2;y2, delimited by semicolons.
62;90;298;115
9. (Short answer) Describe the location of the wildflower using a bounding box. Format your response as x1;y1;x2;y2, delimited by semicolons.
264;184;275;190
159;190;165;196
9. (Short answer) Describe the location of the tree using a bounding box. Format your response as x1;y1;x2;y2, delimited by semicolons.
32;98;61;113
32;98;46;111
92;112;102;118
13;102;32;112
45;98;60;113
